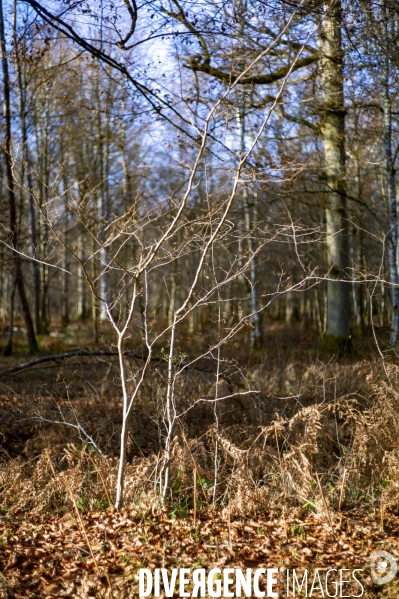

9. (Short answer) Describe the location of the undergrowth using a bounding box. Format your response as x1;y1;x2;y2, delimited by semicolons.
1;355;399;523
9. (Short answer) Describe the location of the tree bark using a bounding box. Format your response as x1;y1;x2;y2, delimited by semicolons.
13;1;41;336
61;210;70;329
319;0;350;345
236;104;262;349
96;64;111;321
91;235;99;344
76;225;87;320
61;154;70;329
4;274;16;356
380;0;399;344
34;87;51;335
0;0;38;354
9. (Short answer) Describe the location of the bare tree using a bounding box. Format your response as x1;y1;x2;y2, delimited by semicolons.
0;0;38;354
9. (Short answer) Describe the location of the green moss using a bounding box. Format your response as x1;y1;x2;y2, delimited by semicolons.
321;334;352;357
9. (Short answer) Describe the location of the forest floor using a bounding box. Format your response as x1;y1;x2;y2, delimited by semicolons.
1;507;399;598
1;320;399;597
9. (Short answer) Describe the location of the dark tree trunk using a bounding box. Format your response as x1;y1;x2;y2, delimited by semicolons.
380;1;399;344
0;0;38;354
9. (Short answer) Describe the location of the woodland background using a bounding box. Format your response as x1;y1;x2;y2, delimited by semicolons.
1;0;399;597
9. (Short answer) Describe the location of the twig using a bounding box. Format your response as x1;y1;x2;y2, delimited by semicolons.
193;466;197;527
338;467;347;512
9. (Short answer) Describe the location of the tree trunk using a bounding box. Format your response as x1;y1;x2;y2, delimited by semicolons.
0;245;4;321
35;87;51;335
96;66;111;322
61;223;70;329
76;226;87;320
13;1;41;336
245;187;262;349
91;235;99;344
351;118;365;336
61;163;70;329
380;0;399;344
319;0;350;346
236;105;262;349
0;0;38;354
168;257;177;328
350;226;363;333
4;274;16;356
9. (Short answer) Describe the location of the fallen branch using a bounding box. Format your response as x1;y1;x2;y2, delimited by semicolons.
0;350;236;386
0;349;159;378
